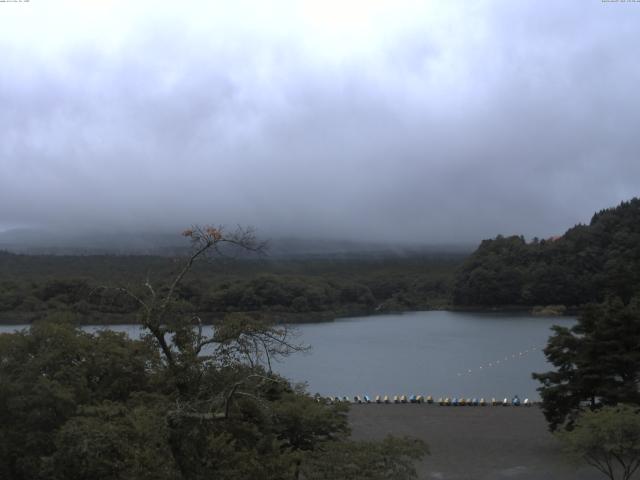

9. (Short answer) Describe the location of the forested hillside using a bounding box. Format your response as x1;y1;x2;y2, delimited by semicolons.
0;252;462;324
453;198;640;307
5;198;639;321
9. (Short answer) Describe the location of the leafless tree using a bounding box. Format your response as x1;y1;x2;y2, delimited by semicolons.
108;225;265;367
101;224;307;420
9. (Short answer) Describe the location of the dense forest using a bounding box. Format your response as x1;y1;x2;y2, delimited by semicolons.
453;198;640;308
3;198;640;324
0;227;429;480
0;251;462;324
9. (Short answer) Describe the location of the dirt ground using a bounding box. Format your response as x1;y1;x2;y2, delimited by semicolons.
348;404;606;480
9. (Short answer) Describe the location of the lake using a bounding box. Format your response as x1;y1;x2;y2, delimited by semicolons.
0;310;573;399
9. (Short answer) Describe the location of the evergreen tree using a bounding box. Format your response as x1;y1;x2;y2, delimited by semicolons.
533;297;640;431
453;198;640;307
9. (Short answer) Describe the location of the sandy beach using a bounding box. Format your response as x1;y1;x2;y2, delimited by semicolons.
349;404;604;480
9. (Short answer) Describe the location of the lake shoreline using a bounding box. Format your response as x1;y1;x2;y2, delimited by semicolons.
0;304;578;326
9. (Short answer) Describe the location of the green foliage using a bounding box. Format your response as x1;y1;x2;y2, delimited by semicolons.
0;252;462;324
51;400;178;480
533;297;640;431
0;227;428;479
0;319;425;480
556;404;640;480
453;198;640;307
0;322;160;479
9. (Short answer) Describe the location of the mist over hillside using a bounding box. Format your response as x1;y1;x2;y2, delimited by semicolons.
0;228;474;258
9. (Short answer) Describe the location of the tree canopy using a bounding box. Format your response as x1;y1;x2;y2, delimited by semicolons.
0;249;460;325
453;198;640;307
0;226;427;480
556;404;640;480
533;297;640;431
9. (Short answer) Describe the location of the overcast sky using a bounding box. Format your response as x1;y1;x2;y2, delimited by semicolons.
1;0;639;244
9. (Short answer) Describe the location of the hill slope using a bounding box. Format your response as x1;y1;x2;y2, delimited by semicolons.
452;198;640;307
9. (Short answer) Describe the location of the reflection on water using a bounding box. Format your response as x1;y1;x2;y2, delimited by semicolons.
0;310;574;399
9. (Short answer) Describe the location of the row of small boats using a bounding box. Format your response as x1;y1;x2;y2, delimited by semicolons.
322;395;533;406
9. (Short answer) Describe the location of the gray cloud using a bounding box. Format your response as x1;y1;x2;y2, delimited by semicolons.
1;0;639;244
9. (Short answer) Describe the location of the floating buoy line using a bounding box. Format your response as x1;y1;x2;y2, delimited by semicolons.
313;343;547;407
455;344;546;377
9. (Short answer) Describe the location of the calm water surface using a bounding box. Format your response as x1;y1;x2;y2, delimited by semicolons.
0;311;574;399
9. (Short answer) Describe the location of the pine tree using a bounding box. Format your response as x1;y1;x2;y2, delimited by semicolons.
533;297;640;431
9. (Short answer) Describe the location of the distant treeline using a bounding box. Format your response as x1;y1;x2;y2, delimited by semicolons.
452;198;640;307
4;198;639;322
0;252;463;324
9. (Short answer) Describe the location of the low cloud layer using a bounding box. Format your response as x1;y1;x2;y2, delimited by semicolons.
1;1;639;243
